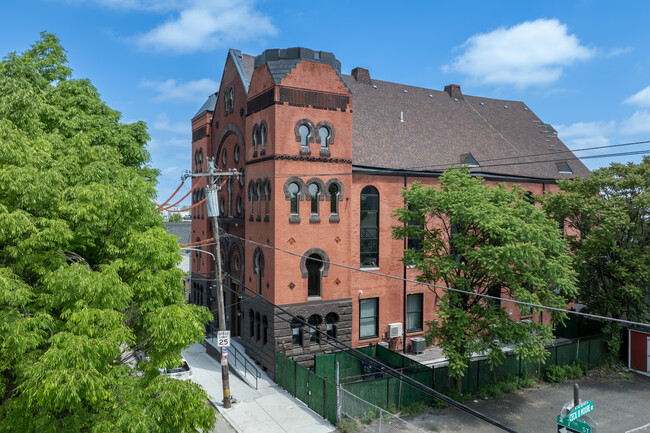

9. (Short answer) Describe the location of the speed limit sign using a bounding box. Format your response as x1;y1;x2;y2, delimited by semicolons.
217;330;230;347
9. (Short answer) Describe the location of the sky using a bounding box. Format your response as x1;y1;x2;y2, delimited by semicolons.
2;0;649;205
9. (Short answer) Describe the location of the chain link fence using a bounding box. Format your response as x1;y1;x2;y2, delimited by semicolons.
340;387;426;433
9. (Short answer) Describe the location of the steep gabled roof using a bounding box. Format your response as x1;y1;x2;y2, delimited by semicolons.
192;92;218;120
345;76;589;180
229;49;255;94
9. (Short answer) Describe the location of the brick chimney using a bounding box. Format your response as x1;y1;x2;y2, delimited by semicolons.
351;67;372;85
444;84;463;100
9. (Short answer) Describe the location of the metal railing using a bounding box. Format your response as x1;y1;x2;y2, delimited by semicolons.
226;342;262;390
207;324;262;390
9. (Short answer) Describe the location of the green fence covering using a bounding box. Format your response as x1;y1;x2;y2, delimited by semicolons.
275;334;607;427
324;379;338;424
285;358;296;397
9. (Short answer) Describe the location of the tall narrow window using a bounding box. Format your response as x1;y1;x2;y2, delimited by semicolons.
309;183;320;221
299;125;310;151
406;294;423;333
236;196;243;218
308;314;322;344
252;126;259;157
264;182;270;221
256;183;262;221
288;182;300;215
249;183;255;221
329;183;339;216
291;317;304;347
359;298;379;339
254;250;264;294
255;312;260;340
306;253;323;297
249;310;254;338
407;207;423;253
262;316;268;345
260;123;267;155
360;186;379;267
325;312;338;339
228;177;233;218
234;144;240;163
318;126;330;152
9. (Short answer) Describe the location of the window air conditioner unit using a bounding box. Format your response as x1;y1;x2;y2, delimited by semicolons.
387;323;402;339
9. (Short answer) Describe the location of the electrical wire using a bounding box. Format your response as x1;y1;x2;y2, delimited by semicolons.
157;177;205;211
153;179;186;208
195;231;650;330
195;272;518;433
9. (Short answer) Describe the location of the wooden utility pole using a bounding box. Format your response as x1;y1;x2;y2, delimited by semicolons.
195;159;239;409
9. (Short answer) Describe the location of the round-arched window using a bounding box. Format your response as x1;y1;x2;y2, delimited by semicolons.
221;149;227;167
234;144;240;163
298;125;310;147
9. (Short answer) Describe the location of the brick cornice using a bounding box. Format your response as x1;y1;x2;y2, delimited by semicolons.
245;154;352;165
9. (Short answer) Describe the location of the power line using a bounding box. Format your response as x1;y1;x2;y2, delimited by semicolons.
196;272;518;433
202;231;650;330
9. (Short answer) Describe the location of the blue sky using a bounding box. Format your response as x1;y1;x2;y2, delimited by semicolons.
2;0;649;204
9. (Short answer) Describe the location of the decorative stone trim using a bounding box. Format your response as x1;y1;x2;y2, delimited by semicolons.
293;119;315;143
325;178;345;201
299;248;330;278
315;120;336;145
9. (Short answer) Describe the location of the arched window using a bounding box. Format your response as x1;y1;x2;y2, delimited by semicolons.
329;183;339;216
236;196;243;218
254;249;264;294
360;186;379;267
228;177;233;218
252;126;259;157
260;123;267;155
234;144;240;163
524;191;535;204
255;312;260;340
195;237;201;273
306;253;323;297
291;317;304;347
262;316;268;345
221;149;227;167
288;182;300;216
309;183;320;216
249;310;254;338
264;181;271;221
299;125;310;148
308;314;322;344
319;126;330;151
248;182;255;221
325;312;339;339
256;182;262;221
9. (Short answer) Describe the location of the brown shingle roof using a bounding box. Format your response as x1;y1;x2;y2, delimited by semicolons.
345;75;589;180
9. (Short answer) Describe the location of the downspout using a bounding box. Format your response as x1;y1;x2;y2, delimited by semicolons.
403;174;408;354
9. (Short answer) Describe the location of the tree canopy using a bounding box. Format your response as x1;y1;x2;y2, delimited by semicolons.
393;169;577;389
543;157;650;357
0;33;214;432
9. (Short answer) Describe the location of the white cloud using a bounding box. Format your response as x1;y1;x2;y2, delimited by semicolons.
133;0;277;53
620;110;650;134
142;78;218;103
624;85;650;107
555;121;616;139
444;19;594;88
151;113;188;135
66;0;185;12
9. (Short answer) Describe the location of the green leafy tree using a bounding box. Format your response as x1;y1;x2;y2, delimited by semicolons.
542;157;650;359
0;33;214;432
169;213;183;222
393;169;577;392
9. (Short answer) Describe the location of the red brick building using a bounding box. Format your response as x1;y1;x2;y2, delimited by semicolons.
189;48;589;378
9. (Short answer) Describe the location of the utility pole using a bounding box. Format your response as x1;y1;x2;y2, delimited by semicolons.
187;161;239;409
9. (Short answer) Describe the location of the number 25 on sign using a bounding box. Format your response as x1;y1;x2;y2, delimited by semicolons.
217;330;230;347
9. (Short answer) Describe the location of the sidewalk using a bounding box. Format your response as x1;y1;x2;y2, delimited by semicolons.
183;343;335;433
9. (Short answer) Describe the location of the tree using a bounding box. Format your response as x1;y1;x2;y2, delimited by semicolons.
542;157;650;359
393;169;577;391
169;213;183;222
0;33;214;432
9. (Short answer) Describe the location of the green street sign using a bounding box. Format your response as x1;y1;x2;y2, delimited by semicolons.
569;401;594;422
557;414;591;433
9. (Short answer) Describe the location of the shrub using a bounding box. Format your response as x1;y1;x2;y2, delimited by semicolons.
400;401;426;415
337;418;358;433
360;408;376;424
545;365;565;383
